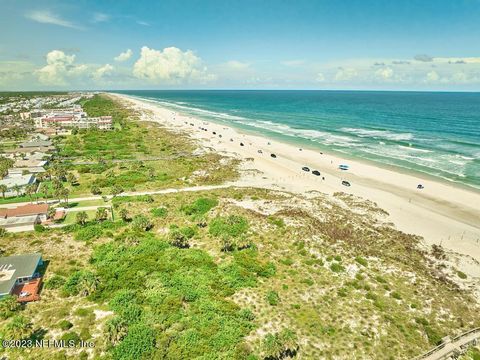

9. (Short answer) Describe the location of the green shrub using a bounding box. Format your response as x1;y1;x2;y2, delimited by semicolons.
74;308;92;317
375;275;387;283
391;291;402;300
209;215;249;238
330;263;345;273
267;216;285;227
62;270;98;297
262;329;298;359
355;256;368;267
0;295;20;319
239;309;255;321
280;258;294;266
425;326;443;345
181;197;218;217
168;226;194;248
113;324;155;360
60;331;81;345
151;207;168;217
74;225;103;241
456;270;467;279
334;255;342;262
58;320;73;330
266;291;280;306
34;224;46;232
44;275;66;290
132;214;152;231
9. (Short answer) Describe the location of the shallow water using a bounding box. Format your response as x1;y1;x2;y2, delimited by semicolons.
116;90;480;190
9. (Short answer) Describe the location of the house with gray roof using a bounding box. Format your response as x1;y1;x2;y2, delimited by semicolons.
19;139;52;148
0;253;43;298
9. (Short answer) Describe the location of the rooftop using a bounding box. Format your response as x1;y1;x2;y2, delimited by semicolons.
20;140;52;148
0;174;35;188
0;253;42;296
0;203;48;218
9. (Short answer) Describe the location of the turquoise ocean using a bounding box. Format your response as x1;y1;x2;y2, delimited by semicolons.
116;90;480;191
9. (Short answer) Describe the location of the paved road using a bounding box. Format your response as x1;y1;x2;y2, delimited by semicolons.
0;184;232;209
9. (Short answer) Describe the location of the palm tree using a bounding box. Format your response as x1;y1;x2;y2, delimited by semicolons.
95;207;108;222
79;273;98;296
4;315;33;340
0;295;19;319
12;185;21;197
67;173;77;185
47;207;56;220
25;184;36;203
0;184;7;199
110;185;124;197
76;211;88;225
119;208;129;222
61;187;70;205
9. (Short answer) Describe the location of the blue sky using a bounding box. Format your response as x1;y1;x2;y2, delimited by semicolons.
1;0;480;90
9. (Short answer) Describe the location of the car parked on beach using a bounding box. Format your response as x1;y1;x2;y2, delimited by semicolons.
342;180;351;186
270;153;277;158
302;166;310;172
312;170;320;176
240;142;244;146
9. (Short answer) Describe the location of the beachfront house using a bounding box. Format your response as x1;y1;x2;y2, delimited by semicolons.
0;253;43;303
0;203;48;232
0;174;36;197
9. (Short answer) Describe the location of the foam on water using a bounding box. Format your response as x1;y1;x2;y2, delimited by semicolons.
340;127;414;141
118;90;480;190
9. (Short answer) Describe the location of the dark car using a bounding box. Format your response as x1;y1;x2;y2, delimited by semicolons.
302;166;310;172
213;131;216;135
270;153;277;158
312;170;320;176
240;142;244;146
417;184;424;189
342;180;351;187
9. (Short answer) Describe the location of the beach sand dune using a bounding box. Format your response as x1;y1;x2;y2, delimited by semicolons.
111;93;480;276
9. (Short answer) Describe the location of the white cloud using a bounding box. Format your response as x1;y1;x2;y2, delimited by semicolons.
335;67;358;81
114;49;133;62
35;50;88;86
426;70;440;82
92;12;110;23
375;67;394;80
133;46;214;83
136;20;150;26
223;60;250;70
25;10;83;30
316;73;325;82
94;64;114;81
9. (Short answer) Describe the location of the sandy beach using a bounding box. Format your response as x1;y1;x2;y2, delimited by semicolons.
111;93;480;276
